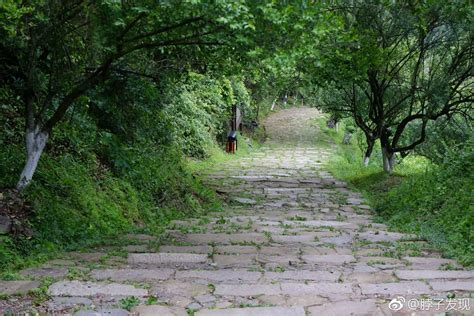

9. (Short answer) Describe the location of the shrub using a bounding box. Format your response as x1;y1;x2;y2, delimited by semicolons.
377;138;474;266
162;73;236;158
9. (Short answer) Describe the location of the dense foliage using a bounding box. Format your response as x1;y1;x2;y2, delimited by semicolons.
0;70;245;268
0;0;254;189
0;0;259;268
162;74;250;157
308;1;473;172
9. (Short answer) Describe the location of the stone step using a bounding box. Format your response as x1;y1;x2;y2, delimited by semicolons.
196;306;306;316
128;253;208;265
213;254;258;267
91;268;174;281
20;267;68;279
131;305;187;316
175;233;268;245
307;300;379;316
160;245;212;253
176;269;262;282
213;282;353;296
359;281;431;296
402;257;458;269
358;231;416;243
48;280;148;296
263;270;341;282
75;308;129;316
429;280;474;292
301;254;356;264
282;220;358;229
395;269;474;280
150;280;210;298
232;197;257;204
0;280;41;295
214;283;281;296
280;282;353;295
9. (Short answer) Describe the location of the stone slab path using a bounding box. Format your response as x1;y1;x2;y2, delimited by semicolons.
1;107;473;315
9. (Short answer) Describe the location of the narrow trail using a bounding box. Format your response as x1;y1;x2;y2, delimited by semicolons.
2;107;472;315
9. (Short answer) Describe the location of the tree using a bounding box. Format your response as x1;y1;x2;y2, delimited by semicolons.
0;0;251;189
236;2;335;114
316;1;473;172
317;82;379;166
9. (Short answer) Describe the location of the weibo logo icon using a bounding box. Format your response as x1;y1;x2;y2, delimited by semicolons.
388;297;406;311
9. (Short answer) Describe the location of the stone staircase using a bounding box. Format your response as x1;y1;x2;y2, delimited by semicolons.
1;108;472;315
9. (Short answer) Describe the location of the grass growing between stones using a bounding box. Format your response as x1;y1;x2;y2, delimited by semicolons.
120;296;141;311
315;115;474;267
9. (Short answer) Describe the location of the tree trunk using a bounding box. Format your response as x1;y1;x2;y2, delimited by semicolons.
363;156;370;166
271;98;277;111
381;146;396;173
363;138;375;167
16;126;49;190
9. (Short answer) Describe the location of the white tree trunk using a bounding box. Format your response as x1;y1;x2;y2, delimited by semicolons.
271;98;277;111
16;126;49;190
381;146;396;173
363;140;374;167
363;156;370;166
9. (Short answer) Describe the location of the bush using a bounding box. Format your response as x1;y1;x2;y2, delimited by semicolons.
377;138;474;266
413;116;473;164
162;73;239;158
231;77;252;119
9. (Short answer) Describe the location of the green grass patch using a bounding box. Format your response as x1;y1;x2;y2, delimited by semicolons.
0;142;220;272
187;132;261;173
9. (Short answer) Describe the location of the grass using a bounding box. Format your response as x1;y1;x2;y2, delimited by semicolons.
269;265;286;272
316;115;474;266
29;277;54;305
120;296;141;311
66;267;88;281
0;143;221;273
287;215;307;221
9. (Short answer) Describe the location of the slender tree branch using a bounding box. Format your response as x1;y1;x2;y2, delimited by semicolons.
124;16;205;44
